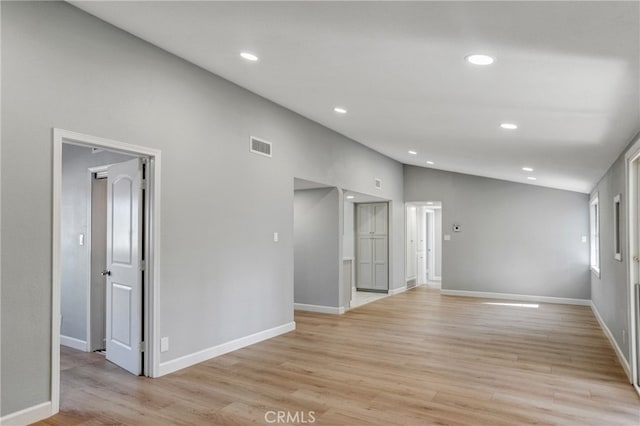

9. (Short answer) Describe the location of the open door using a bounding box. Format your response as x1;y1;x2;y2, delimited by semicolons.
105;158;143;375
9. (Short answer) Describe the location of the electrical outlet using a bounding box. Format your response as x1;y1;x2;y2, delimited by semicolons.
161;337;169;352
273;232;279;242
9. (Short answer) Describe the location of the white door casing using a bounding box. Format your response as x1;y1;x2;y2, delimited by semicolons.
106;158;143;375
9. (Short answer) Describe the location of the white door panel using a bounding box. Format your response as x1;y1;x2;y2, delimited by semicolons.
106;158;142;375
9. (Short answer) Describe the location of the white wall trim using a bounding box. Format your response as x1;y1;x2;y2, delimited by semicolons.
60;335;88;352
0;401;52;426
389;286;407;295
158;321;295;376
441;289;591;306
294;303;345;314
591;301;632;382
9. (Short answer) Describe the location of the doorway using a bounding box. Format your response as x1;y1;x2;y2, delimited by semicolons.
52;129;162;415
344;190;390;309
406;202;442;288
626;145;640;395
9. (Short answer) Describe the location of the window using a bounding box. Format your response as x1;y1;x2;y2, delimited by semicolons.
590;194;600;276
613;194;622;261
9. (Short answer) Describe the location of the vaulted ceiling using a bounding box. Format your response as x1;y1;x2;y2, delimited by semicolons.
71;1;640;193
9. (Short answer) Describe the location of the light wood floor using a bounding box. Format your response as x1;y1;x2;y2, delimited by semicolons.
38;287;639;425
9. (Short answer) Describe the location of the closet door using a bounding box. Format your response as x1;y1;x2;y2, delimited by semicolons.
372;236;388;290
356;202;389;291
357;236;373;289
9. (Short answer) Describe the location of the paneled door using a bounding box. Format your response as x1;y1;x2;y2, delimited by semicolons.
356;203;389;291
106;158;143;375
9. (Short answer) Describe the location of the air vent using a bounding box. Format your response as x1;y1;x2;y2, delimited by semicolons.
250;136;272;157
375;178;382;190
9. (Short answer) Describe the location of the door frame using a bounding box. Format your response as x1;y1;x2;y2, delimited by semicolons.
626;136;640;395
52;128;162;415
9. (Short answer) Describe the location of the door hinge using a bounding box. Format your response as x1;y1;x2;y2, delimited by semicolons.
141;179;147;190
140;260;146;271
140;341;145;353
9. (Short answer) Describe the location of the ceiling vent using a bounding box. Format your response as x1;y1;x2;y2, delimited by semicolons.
375;178;382;190
250;136;272;157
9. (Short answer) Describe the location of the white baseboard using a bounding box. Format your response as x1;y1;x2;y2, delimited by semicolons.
157;322;295;376
294;303;345;314
0;401;52;426
591;302;632;382
389;286;407;295
440;289;591;306
60;335;88;351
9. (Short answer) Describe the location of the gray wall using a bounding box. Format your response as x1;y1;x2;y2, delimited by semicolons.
590;148;633;364
294;188;340;307
343;200;355;260
433;209;442;278
1;2;404;415
61;144;134;342
405;166;590;299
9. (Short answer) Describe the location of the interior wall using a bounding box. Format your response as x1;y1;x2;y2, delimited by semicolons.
294;188;340;308
1;1;404;415
433;209;442;279
404;165;590;299
61;144;134;345
343;200;355;260
590;146;633;364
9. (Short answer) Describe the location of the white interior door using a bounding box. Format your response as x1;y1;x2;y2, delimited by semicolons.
106;158;142;375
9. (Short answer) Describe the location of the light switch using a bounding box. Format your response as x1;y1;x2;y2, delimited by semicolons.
444;234;451;241
273;232;279;242
79;234;85;246
581;235;587;243
161;337;169;352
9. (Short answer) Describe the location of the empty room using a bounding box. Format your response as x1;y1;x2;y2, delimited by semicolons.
1;1;639;425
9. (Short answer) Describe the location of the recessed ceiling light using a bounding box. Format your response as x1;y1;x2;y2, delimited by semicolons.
527;176;537;181
522;167;534;172
465;54;494;65
346;195;355;200
426;161;435;165
240;52;259;61
426;202;434;205
408;150;417;155
334;107;347;114
500;123;518;130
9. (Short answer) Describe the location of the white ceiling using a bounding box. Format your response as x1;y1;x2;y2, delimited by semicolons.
71;1;640;193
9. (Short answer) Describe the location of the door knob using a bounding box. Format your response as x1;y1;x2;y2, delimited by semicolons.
101;270;111;276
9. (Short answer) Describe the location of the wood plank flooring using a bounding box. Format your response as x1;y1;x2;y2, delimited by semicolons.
38;287;639;425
